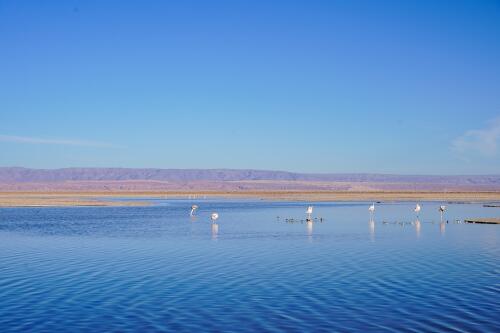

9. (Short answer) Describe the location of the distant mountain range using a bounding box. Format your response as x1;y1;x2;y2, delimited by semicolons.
0;167;499;192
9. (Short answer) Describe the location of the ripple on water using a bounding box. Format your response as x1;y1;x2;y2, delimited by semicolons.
0;201;499;332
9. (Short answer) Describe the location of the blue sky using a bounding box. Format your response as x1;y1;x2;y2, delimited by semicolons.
0;0;499;174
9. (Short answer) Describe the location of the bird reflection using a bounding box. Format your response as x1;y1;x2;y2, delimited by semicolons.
211;223;219;240
440;222;446;235
307;220;313;234
369;220;375;241
415;219;421;238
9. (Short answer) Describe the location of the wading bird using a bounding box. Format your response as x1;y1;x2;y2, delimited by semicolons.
306;206;313;221
211;212;219;223
368;203;375;220
190;205;199;216
414;204;421;218
439;205;446;222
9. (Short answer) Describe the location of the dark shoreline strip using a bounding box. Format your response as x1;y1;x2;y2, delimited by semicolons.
464;218;500;224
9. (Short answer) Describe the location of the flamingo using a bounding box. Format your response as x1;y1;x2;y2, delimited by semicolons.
368;203;375;220
211;212;219;223
414;203;421;218
190;205;199;216
439;205;446;222
306;206;313;221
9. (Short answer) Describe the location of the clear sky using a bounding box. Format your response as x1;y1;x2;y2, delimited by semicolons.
1;0;499;174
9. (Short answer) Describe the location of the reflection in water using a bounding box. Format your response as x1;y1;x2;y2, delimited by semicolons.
211;223;219;240
306;220;313;240
369;220;375;241
0;201;498;332
440;222;446;235
415;219;421;238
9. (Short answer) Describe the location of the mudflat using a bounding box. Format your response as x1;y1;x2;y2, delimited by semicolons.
1;191;500;207
464;218;500;224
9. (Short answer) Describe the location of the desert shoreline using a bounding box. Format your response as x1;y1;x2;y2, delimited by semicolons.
1;191;500;207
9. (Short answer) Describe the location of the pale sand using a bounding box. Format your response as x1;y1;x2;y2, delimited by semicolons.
0;194;150;207
0;191;500;207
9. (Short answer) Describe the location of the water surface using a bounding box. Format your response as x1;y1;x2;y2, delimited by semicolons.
0;200;498;332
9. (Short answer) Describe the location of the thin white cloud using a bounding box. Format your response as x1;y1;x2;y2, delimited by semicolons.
452;117;500;156
0;134;123;148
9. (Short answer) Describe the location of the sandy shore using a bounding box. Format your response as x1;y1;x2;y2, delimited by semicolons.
0;193;151;207
0;191;500;207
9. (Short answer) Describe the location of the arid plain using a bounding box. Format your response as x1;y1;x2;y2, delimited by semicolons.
1;190;500;207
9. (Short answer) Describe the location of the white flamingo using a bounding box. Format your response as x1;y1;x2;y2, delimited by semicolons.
306;206;313;220
211;212;219;223
190;205;199;216
439;205;446;222
368;203;375;220
414;203;421;218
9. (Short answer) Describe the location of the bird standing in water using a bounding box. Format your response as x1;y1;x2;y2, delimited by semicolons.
439;205;446;223
306;206;313;221
368;203;375;221
190;205;199;216
414;204;421;218
211;212;219;223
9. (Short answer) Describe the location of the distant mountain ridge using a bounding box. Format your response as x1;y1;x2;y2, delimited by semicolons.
0;167;500;188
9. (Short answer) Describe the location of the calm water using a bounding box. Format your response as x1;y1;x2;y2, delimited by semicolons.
0;200;498;332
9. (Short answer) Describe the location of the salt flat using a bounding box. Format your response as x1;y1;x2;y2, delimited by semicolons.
1;191;500;207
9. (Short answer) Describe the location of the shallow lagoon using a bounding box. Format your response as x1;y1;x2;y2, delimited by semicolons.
0;200;498;332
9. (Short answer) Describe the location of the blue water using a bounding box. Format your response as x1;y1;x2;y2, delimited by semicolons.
0;200;498;332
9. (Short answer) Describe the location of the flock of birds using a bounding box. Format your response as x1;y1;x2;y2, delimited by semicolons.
368;202;448;220
189;202;454;226
190;204;219;222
